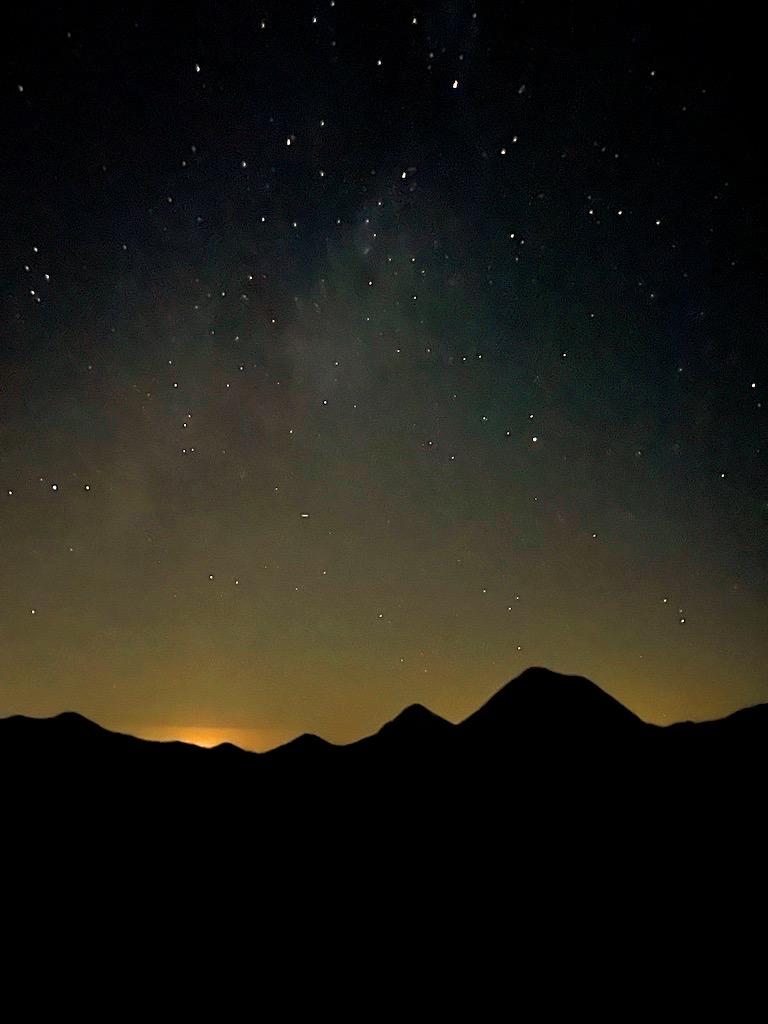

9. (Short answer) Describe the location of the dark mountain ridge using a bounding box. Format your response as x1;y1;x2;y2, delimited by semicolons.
3;666;765;831
461;666;647;732
2;665;764;766
4;666;765;998
376;701;453;737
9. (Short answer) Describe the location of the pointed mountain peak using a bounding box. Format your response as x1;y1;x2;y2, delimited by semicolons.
52;711;104;729
460;666;643;733
266;732;334;758
366;703;453;751
382;703;452;733
211;741;250;755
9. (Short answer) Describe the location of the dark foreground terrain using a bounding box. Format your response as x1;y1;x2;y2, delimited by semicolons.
3;668;765;1007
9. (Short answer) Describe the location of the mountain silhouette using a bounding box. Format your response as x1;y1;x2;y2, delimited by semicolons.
3;665;764;1004
459;665;646;733
455;666;650;778
264;730;335;758
376;702;453;739
3;666;765;773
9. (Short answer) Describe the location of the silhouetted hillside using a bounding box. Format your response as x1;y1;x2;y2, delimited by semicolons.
4;667;767;795
377;701;452;737
3;666;765;1003
460;666;646;734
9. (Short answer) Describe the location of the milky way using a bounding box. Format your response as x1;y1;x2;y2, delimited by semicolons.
1;2;765;748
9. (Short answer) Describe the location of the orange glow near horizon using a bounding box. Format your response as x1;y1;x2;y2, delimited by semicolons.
133;723;292;752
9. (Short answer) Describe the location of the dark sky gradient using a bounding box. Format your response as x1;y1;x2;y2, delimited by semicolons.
2;1;766;749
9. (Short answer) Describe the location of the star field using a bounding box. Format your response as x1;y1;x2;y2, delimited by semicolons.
1;2;766;749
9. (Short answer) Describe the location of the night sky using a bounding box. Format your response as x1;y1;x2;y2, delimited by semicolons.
2;1;766;751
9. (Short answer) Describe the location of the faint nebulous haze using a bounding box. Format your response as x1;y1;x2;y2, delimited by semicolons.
1;3;765;749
